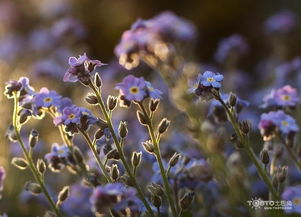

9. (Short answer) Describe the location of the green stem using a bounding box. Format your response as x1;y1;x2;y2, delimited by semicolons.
283;144;301;171
215;93;280;200
138;102;178;217
78;128;112;183
12;95;63;217
88;82;155;217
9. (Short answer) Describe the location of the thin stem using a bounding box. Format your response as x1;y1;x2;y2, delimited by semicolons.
88;82;155;217
78;128;112;183
157;207;160;217
284;144;301;171
138;102;178;217
12;94;63;217
214;92;280;200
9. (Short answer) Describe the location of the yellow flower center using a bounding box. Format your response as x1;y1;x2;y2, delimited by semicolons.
293;197;301;205
282;95;291;101
68;114;76;119
58;149;65;155
44;97;53;103
130;86;139;94
207;77;215;82
282;121;289;127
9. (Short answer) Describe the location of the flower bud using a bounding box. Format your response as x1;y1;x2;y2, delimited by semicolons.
57;186;70;204
277;166;288;183
260;149;270;165
131;152;142;168
180;192;194;210
137;111;148;125
149;99;160;112
94;73;102;88
228;92;237;107
73;146;84;164
94;129;104;140
85;94;98;105
151;195;161;208
230;133;244;148
111;164;120;181
158;118;170;134
239;120;251;134
37;159;46;175
169;152;180;168
106;149;120;160
19;109;31;124
12;157;28;170
142;141;155;154
6;124;17;142
118;121;128;138
107;96;118;111
148;183;164;196
29;129;39;148
25;182;41;194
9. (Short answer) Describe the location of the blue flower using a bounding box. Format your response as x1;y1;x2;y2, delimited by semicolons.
33;88;61;108
200;71;224;88
115;75;148;102
262;85;298;108
45;143;70;172
282;186;301;214
275;111;299;135
145;81;162;99
90;183;139;214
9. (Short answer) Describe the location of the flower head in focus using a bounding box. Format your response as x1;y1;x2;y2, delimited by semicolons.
115;74;162;107
64;53;105;84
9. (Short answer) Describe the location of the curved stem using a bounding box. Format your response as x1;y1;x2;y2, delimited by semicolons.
78;128;112;183
138;102;178;217
12;95;63;217
214;93;280;200
89;82;155;217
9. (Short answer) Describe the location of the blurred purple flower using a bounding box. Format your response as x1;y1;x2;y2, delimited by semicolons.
282;186;301;213
214;34;249;63
90;183;139;214
45;143;70;172
62;184;93;217
262;85;298;108
0;167;5;198
51;17;86;39
265;10;297;34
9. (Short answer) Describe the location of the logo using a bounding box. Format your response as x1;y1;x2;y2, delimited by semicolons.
247;198;292;210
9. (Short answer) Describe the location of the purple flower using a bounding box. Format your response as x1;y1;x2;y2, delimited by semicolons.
33;88;61;108
275;111;299;135
259;110;299;139
262;85;298;108
282;186;301;213
45;143;70;172
64;53;105;83
265;10;297;34
90;183;138;214
145;81;162;99
199;71;224;88
115;11;196;70
0;167;5;198
115;75;147;102
62;184;93;217
51;17;86;39
54;105;97;134
4;77;35;99
214;34;249;63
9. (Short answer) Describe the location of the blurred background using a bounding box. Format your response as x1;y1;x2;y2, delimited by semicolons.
1;0;301;216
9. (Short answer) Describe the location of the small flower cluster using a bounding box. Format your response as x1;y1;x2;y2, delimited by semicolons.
115;11;197;69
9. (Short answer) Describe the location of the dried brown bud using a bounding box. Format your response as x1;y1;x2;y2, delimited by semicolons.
12;157;28;170
180;192;194;210
239;120;251;134
137;111;148;125
107;96;118;111
118;121;128;138
58;186;70;203
131;152;142;168
149;99;160;112
94;73;102;87
29;129;39;148
169;152;180;167
85;94;98;105
142;140;155;154
260;149;270;165
228;92;237;107
37;159;46;175
158;118;170;134
111;164;120;181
